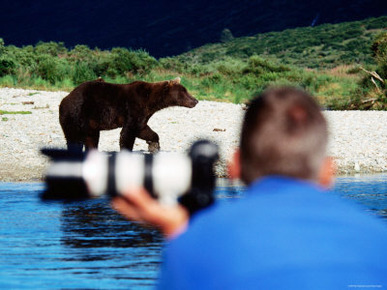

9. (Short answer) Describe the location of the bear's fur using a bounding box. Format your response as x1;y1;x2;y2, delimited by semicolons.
59;77;198;152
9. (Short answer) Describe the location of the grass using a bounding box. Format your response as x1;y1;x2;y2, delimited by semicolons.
0;110;32;115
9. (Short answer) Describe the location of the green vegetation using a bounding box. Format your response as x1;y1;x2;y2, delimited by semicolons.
0;110;32;115
178;16;386;68
0;16;386;110
346;31;386;110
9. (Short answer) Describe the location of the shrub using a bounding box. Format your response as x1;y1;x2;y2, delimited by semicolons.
220;28;234;43
371;32;387;78
12;46;36;69
347;32;387;110
365;16;387;29
35;54;70;84
216;59;245;75
346;66;362;74
110;48;158;75
243;55;290;75
0;75;17;86
69;45;94;61
0;38;5;55
0;56;16;76
92;57;110;78
32;77;51;89
159;57;185;72
72;61;97;85
35;41;67;57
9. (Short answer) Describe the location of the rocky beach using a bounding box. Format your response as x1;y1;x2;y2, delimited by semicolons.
0;87;386;182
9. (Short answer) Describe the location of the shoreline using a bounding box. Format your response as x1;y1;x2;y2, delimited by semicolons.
1;87;386;182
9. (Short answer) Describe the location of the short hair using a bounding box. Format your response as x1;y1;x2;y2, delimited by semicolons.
240;87;328;185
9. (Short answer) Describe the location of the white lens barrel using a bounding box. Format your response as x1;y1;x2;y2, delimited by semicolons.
152;153;192;206
83;150;109;197
115;151;145;194
78;150;192;203
46;161;83;179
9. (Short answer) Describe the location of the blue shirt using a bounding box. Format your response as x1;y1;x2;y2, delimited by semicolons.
157;176;387;289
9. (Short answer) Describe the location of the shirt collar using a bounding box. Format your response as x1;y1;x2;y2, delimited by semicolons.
247;175;327;196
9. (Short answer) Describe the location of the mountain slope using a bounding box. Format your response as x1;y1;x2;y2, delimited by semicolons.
1;0;386;57
174;16;387;68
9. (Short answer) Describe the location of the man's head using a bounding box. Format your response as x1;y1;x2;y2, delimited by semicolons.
239;87;329;185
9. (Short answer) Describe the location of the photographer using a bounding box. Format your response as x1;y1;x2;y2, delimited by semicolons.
112;87;387;289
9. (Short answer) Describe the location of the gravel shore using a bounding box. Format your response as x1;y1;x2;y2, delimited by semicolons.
0;87;386;182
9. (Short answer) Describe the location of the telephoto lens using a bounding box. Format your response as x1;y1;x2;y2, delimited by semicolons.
41;140;219;215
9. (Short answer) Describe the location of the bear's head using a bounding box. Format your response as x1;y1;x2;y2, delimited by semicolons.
166;77;198;108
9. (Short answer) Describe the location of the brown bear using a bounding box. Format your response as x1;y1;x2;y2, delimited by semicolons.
59;77;198;152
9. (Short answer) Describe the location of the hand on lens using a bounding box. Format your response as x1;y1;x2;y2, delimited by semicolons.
112;187;189;239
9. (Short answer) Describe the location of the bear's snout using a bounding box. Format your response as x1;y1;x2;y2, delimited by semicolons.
182;92;198;108
187;97;199;108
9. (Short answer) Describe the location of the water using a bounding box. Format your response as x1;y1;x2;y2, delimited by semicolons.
0;175;386;289
0;183;163;289
333;174;387;219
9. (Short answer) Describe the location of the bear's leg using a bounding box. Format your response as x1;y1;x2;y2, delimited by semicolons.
85;130;100;151
138;125;160;153
63;130;85;153
120;125;136;151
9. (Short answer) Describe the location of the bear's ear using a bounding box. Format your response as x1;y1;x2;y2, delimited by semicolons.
167;77;181;87
171;77;181;84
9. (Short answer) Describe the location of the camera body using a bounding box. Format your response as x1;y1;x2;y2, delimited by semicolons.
41;140;219;215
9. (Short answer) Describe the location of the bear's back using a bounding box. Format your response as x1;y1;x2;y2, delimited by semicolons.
71;81;126;101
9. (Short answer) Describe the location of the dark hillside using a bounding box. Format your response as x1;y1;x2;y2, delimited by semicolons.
175;17;387;68
1;0;386;57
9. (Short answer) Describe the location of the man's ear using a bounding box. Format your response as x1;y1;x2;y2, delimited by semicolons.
228;149;241;180
318;157;336;189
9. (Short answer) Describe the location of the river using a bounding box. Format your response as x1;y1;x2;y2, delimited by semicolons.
0;174;386;289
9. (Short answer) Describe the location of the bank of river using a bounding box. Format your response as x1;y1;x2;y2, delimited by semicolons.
0;87;386;181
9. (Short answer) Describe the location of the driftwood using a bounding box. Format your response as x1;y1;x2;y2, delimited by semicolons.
360;67;384;83
360;67;384;95
357;67;386;109
361;98;377;104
